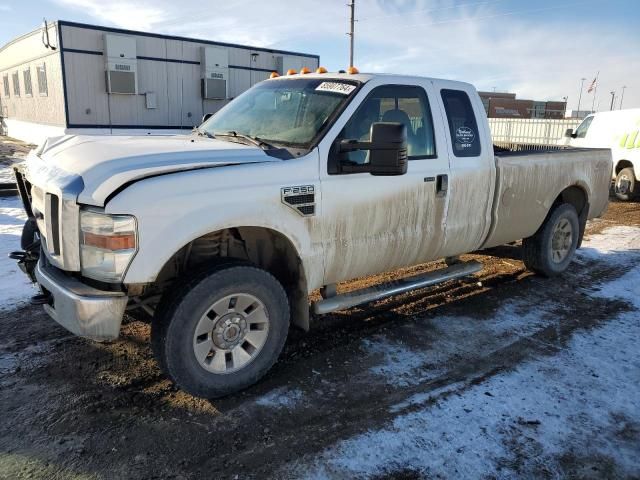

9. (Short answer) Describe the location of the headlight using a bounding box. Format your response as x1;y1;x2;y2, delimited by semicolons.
80;210;137;282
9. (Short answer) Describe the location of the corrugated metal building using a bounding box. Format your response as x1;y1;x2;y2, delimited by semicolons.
0;21;319;144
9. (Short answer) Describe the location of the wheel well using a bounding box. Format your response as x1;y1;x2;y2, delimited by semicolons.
555;185;588;217
156;227;310;331
554;185;588;247
615;160;635;176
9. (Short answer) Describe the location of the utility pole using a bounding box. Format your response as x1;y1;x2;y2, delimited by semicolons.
347;0;355;67
620;86;627;110
577;77;586;116
610;91;616;111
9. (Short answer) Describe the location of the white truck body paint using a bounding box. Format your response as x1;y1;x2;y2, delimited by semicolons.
566;108;640;177
15;72;612;338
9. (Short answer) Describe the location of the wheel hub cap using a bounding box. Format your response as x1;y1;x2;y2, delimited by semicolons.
213;314;248;349
617;175;630;194
551;217;573;263
192;293;270;374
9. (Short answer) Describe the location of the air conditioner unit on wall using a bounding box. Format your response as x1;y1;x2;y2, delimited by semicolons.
104;34;138;95
201;47;229;100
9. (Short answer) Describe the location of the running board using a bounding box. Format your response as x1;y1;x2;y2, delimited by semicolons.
313;260;482;315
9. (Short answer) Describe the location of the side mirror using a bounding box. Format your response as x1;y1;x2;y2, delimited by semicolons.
564;128;576;138
339;122;408;176
202;113;213;124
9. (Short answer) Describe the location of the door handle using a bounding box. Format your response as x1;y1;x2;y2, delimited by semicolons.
436;174;448;197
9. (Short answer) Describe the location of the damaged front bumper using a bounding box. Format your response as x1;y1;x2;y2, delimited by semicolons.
35;260;127;341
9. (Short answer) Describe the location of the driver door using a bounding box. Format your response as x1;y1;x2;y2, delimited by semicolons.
318;81;450;285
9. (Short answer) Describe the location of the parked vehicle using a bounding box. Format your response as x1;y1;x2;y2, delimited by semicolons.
565;108;640;200
12;72;612;398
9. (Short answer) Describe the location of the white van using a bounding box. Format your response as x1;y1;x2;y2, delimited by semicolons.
566;108;640;200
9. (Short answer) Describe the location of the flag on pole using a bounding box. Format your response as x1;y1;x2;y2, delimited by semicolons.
587;76;597;93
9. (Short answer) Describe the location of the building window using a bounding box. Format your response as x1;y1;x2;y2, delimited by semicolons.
23;68;33;97
36;63;48;96
12;71;20;97
2;75;9;98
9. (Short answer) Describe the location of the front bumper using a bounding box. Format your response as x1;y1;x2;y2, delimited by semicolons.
35;261;128;341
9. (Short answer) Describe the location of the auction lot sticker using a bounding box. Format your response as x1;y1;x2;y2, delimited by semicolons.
315;82;357;95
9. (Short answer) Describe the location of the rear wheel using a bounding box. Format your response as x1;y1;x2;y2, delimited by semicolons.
614;167;637;201
522;203;580;277
152;264;289;398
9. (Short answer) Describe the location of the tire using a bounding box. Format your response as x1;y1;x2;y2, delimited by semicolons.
522;203;580;277
614;167;637;201
20;218;38;250
152;264;289;398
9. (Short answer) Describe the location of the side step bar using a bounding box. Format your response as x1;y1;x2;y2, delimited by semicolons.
313;260;482;315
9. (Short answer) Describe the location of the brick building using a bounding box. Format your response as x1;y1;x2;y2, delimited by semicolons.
479;91;566;119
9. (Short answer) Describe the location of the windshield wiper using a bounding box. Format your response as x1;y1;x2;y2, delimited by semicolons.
215;131;275;150
193;126;215;139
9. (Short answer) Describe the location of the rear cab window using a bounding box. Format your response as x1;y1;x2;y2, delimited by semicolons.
440;89;481;157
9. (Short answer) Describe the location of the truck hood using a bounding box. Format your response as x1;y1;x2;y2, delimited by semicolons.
27;134;279;206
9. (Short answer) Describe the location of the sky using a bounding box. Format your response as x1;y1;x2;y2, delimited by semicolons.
0;0;637;111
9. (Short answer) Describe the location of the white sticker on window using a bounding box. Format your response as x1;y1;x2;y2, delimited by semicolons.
315;82;356;95
455;126;475;146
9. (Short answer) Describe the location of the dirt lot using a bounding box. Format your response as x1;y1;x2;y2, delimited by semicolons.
1;144;639;478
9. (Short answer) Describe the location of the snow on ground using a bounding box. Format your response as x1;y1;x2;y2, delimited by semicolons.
0;196;36;310
289;226;640;479
0;164;15;183
255;387;304;409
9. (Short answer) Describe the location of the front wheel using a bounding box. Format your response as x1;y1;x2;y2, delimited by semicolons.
522;203;580;277
614;167;637;201
152;265;290;398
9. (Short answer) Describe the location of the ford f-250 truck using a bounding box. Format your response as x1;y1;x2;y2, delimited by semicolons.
11;72;611;398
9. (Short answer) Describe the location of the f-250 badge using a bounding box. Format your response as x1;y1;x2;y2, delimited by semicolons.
281;185;316;217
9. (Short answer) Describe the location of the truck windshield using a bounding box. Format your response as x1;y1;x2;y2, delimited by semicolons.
201;78;359;148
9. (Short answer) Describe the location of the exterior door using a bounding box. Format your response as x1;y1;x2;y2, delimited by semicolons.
318;81;450;285
435;83;496;256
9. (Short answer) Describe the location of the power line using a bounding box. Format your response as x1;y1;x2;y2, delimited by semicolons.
358;0;505;22
357;1;595;32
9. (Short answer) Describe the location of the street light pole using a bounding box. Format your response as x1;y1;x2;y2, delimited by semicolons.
577;77;586;116
562;96;568;117
620;86;627;110
610;91;616;111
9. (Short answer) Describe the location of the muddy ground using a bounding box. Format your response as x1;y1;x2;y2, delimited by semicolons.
1;171;639;477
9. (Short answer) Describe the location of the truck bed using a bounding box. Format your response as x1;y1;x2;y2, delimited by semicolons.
482;148;612;249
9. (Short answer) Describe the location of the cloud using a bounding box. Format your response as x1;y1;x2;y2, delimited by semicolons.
53;0;640;110
0;4;12;11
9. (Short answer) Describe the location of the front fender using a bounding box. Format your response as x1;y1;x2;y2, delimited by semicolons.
104;156;324;291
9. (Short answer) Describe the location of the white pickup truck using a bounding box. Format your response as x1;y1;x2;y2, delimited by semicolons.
12;72;611;398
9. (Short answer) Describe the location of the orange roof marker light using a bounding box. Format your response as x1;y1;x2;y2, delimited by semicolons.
347;66;359;74
300;67;311;74
316;66;328;74
286;68;297;75
269;71;280;78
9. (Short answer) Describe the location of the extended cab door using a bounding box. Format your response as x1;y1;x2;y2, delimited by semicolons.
317;79;451;285
435;83;496;256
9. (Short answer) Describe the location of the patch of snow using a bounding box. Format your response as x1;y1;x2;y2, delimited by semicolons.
289;226;640;479
255;387;304;409
578;225;640;263
362;301;553;389
0;196;36;310
0;165;16;183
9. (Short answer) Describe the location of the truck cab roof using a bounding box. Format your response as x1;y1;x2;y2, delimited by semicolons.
267;72;475;90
